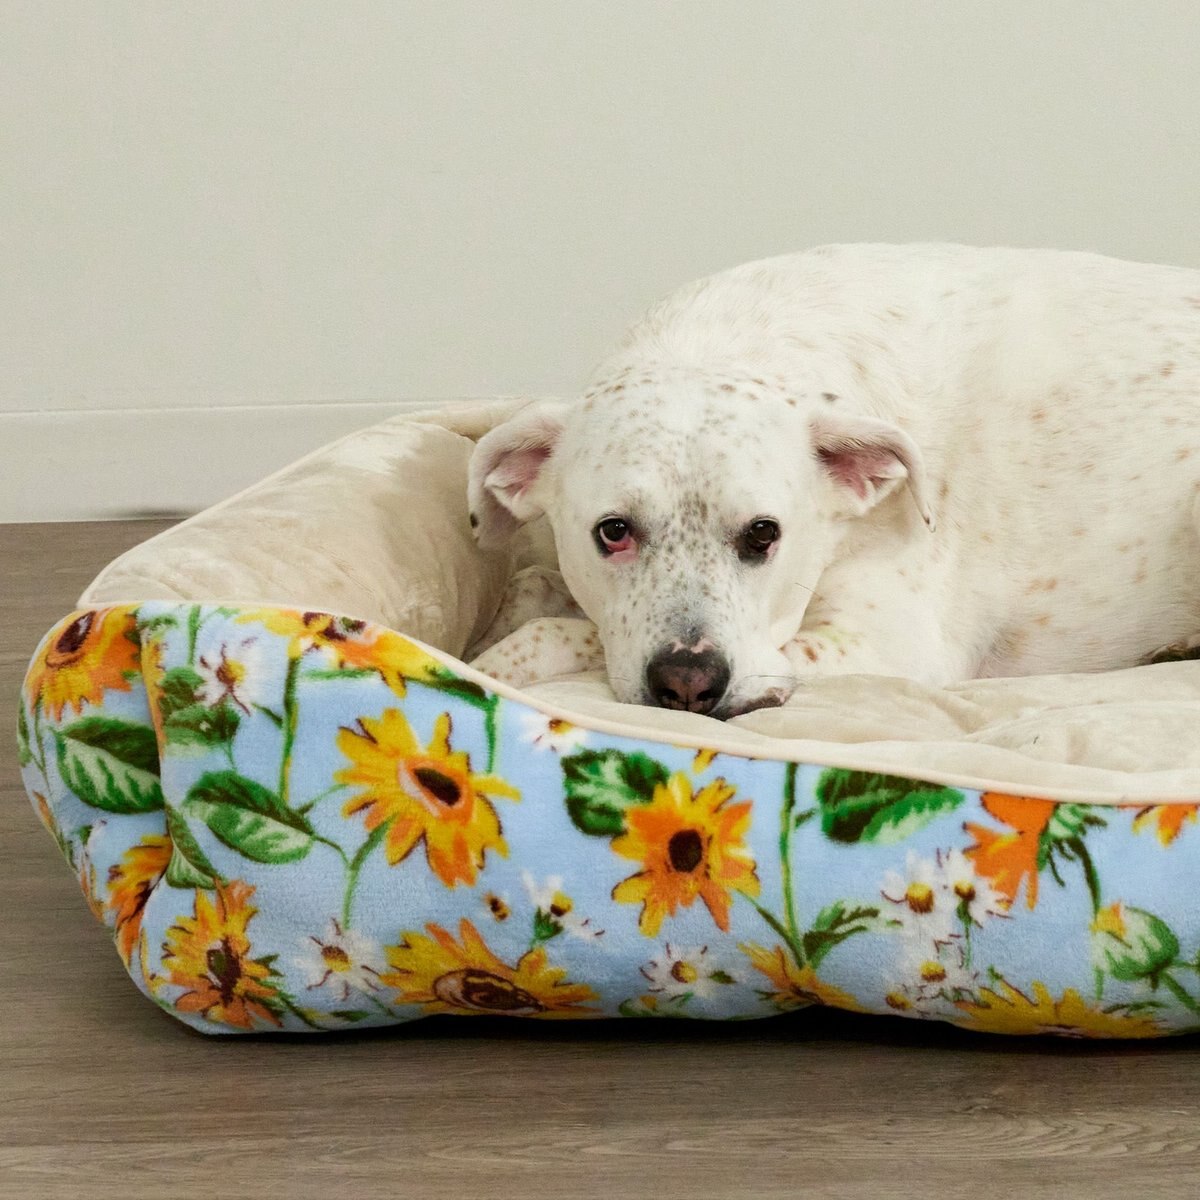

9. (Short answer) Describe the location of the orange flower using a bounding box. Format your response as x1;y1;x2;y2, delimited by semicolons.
26;608;140;721
106;835;172;965
382;918;596;1018
158;881;281;1030
964;792;1057;911
611;773;759;937
740;943;863;1013
1132;804;1198;847
337;709;518;886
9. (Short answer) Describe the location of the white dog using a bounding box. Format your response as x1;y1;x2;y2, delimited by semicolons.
468;244;1200;719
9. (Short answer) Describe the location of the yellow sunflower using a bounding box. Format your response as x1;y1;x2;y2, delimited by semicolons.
611;772;759;937
337;709;518;887
381;918;597;1017
26;608;140;721
157;881;281;1030
238;609;443;696
106;835;172;966
954;978;1162;1038
740;942;863;1012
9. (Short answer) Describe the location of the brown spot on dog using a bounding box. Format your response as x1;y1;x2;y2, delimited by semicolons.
1033;614;1052;627
719;383;735;392
1026;577;1059;593
1072;527;1085;537
1177;448;1193;461
821;392;838;403
802;642;818;662
1161;362;1176;378
1031;408;1047;422
786;397;797;407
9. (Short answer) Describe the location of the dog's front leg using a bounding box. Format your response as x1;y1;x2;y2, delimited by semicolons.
783;587;967;685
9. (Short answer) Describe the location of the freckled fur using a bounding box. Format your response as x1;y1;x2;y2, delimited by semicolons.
470;243;1200;712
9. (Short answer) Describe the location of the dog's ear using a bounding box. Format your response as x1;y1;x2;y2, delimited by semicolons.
468;401;569;547
810;411;935;529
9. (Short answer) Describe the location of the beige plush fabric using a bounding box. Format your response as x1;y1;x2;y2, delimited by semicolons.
83;401;1200;802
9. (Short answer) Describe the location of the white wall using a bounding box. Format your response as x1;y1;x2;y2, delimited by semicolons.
6;0;1200;520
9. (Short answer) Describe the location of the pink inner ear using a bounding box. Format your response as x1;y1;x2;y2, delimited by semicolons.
818;445;901;500
490;445;553;500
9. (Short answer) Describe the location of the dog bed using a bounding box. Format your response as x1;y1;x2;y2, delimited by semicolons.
19;398;1200;1037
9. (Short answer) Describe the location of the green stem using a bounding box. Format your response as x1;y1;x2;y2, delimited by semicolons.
296;782;351;815
484;696;499;773
1072;837;1102;916
364;992;396;1019
186;606;202;665
342;821;390;928
277;655;300;805
1160;971;1200;1016
779;762;802;954
277;992;323;1031
746;897;806;969
30;697;51;789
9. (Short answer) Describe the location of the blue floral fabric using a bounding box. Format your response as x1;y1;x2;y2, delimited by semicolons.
18;602;1200;1037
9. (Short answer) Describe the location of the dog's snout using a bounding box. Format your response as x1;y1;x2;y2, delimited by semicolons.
645;646;731;715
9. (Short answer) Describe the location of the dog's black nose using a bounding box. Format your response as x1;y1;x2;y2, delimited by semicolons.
645;646;731;715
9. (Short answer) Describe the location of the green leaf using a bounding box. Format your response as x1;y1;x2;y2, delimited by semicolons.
164;805;220;888
816;769;964;844
157;666;203;721
55;717;164;813
562;749;670;837
1093;907;1180;984
329;1009;372;1023
16;703;33;768
802;901;882;968
532;910;562;943
709;970;737;986
184;770;315;864
164;702;240;747
138;613;179;633
792;807;816;829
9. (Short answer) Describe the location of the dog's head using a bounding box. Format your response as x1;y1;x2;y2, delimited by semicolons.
468;370;931;718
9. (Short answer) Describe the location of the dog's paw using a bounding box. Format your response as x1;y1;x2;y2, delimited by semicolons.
1141;633;1200;665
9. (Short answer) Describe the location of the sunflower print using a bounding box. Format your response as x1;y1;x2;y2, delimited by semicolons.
24;599;1200;1039
26;608;140;720
740;942;862;1013
236;608;442;696
381;918;596;1017
953;978;1162;1038
156;881;282;1030
611;772;759;937
337;709;519;887
106;835;172;966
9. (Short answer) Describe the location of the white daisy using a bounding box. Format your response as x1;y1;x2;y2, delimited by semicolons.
880;851;957;945
640;944;737;1000
937;848;1007;928
195;636;268;713
519;711;589;754
521;870;604;941
295;918;386;1003
895;938;979;1003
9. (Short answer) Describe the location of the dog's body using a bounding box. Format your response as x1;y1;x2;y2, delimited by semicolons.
469;245;1200;717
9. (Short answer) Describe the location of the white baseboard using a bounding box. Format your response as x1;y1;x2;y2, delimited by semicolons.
4;400;479;522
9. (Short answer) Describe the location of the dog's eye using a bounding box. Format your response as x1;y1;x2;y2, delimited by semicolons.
594;517;635;557
739;518;780;561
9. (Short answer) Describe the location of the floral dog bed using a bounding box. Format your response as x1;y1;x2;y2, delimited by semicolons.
18;400;1200;1037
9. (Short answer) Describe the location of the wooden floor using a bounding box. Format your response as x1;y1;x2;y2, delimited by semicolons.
4;522;1200;1199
